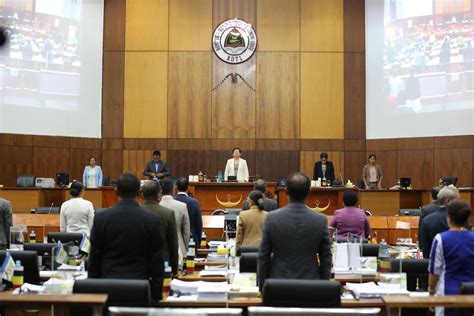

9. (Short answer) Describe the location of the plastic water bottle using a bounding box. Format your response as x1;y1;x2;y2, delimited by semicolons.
12;260;24;289
186;239;196;273
29;230;36;244
378;239;390;272
200;232;207;249
162;261;172;300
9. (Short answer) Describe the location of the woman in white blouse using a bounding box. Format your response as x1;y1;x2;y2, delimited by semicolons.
224;147;249;182
60;181;95;236
82;156;103;188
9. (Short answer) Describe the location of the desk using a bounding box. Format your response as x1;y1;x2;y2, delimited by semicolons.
358;190;424;216
277;187;349;214
177;271;227;282
12;213;60;242
382;295;474;308
0;292;107;316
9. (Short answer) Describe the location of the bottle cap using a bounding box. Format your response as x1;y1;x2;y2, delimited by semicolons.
15;260;21;266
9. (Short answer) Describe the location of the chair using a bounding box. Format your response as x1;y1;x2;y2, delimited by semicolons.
459;282;474;316
262;279;341;308
361;244;379;257
33;207;60;214
248;307;381;316
390;259;429;291
23;243;57;270
73;279;151;316
237;245;259;256
240;252;258;273
47;232;83;246
0;250;40;285
212;209;226;215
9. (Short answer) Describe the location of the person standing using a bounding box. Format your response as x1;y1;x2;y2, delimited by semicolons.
0;198;12;250
236;190;268;249
60;181;95;236
224;147;249;182
144;150;171;180
313;152;335;183
329;190;370;240
175;177;202;248
362;154;383;190
82;156;103;188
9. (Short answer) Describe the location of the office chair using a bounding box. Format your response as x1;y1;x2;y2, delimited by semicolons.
361;244;379;257
34;207;60;214
237;245;259;256
459;282;474;316
73;279;151;316
24;243;57;270
47;232;83;246
0;251;40;285
212;209;226;215
240;252;258;273
262;279;341;307
390;259;429;291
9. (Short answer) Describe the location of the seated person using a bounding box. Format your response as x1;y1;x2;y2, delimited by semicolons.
428;199;474;316
236;190;268;249
329;190;370;240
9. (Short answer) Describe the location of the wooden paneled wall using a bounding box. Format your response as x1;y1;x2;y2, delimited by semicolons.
0;0;473;189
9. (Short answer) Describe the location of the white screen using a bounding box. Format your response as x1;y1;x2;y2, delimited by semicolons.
366;0;474;139
0;0;103;138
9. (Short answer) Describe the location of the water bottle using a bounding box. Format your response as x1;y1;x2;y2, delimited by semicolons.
29;230;36;244
217;171;223;183
186;239;196;273
322;176;327;187
162;261;172;300
200;232;207;249
378;239;390;272
189;238;196;254
12;260;24;289
198;171;204;182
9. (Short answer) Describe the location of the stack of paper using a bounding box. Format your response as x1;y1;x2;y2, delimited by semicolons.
199;270;227;277
345;282;409;299
334;243;361;269
204;265;227;271
197;282;228;301
207;253;227;262
208;241;226;249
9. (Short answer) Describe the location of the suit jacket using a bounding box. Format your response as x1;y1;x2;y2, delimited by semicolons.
419;206;448;259
313;161;335;181
0;198;12;246
418;200;442;229
143;199;179;275
242;196;278;212
236;206;268;248
88;198;164;299
224;158;249;182
175;192;203;247
143;160;171;179
160;195;190;258
258;202;332;290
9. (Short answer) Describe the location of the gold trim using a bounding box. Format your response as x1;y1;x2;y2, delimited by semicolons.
308;200;331;213
216;194;242;208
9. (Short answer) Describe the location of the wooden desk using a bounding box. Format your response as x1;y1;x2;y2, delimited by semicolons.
382;294;474;308
0;292;107;316
387;216;419;244
277;187;350;214
177;271;227;282
12;213;60;243
358;190;423;216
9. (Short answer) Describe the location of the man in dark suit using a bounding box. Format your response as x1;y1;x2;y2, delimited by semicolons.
242;179;278;212
418;187;441;228
258;172;332;290
175;177;202;247
143;150;171;180
88;173;164;300
0;198;12;250
142;181;179;275
419;185;459;258
313;152;335;182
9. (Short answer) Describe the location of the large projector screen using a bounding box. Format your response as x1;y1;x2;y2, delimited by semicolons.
0;0;103;138
366;0;473;139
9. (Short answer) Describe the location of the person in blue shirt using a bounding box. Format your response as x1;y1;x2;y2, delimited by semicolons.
428;199;474;316
82;156;103;188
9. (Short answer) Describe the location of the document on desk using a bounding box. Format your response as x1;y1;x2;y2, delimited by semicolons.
346;282;409;299
199;270;228;277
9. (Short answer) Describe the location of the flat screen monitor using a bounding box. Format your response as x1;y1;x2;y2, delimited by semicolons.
24;243;57;270
443;177;458;186
400;178;411;188
0;250;40;285
56;172;69;186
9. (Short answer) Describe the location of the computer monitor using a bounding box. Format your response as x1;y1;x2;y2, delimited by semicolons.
399;178;411;189
47;232;83;246
226;208;241;216
24;243;57;270
443;177;458;186
276;177;287;188
226;176;237;182
56;172;69;187
0;250;40;285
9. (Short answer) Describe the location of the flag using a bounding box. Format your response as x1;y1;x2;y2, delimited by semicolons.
55;241;68;264
396;221;411;230
1;252;15;281
80;232;90;254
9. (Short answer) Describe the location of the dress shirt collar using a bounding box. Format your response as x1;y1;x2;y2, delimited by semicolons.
176;192;188;197
161;195;174;201
117;198;140;206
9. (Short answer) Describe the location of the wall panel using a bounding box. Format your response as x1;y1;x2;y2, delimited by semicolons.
343;0;365;53
124;52;168;138
301;53;344;139
168;52;212;138
102;150;124;180
0;146;33;186
344;151;366;185
434;148;472;187
255;150;300;181
301;0;343;52
398;150;434;189
369;151;398;189
256;52;300;139
211;150;257;178
213;0;256;27
102;52;124;138
167;150;213;178
103;0;126;51
32;148;70;179
344;53;365;139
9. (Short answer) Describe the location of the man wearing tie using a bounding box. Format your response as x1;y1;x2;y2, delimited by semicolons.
144;150;171;180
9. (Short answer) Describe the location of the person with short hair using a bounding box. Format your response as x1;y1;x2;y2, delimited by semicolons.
329;190;370;239
419;187;441;228
0;198;12;250
142;181;179;275
242;179;277;212
144;150;171;180
313;152;335;182
236;190;268;249
362;154;383;190
89;173;164;300
60;181;95;235
258;172;332;290
175;177;203;247
82;156;103;188
224;147;249;182
428;199;474;316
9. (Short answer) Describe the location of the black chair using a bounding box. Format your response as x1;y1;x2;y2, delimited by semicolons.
33;207;60;214
237;245;259;256
361;244;379;257
212;209;226;215
390;259;429;291
73;279;150;316
263;279;341;308
23;243;57;270
47;232;83;246
460;282;474;316
240;252;258;273
0;251;40;285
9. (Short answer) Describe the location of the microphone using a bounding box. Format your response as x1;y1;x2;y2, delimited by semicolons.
48;203;54;214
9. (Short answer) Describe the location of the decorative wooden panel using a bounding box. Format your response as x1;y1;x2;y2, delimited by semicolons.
301;53;344;139
300;151;344;180
167;150;213;178
0;146;33;186
211;139;256;151
344;53;365;140
213;0;256;27
102;52;124;139
0;134;33;146
397;138;434;150
212;55;256;139
102;150;124;180
434;148;472;187
123;139;167;150
256;52;300;139
124;52;168;138
168;52;212;138
256;0;300;51
344;151;366;185
168;139;212;150
301;0;343;52
434;135;473;149
398;150;434;189
123;150;167;179
125;0;168;51
169;0;212;51
343;0;365;53
300;140;344;151
255;150;300;181
344;140;365;151
32;148;70;179
366;139;398;151
103;0;126;51
255;139;300;151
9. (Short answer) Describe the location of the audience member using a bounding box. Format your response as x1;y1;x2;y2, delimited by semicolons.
60;181;94;236
329;190;370;240
418;187;441;228
0;198;12;250
236;190;268;249
242;179;278;212
175;177;203;248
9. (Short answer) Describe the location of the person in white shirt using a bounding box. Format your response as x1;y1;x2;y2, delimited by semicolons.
60;181;95;236
224;147;249;182
83;156;103;188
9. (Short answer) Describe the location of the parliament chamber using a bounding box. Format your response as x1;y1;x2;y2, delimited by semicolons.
0;0;474;315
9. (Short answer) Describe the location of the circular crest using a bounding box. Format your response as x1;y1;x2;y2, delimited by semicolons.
212;18;257;64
